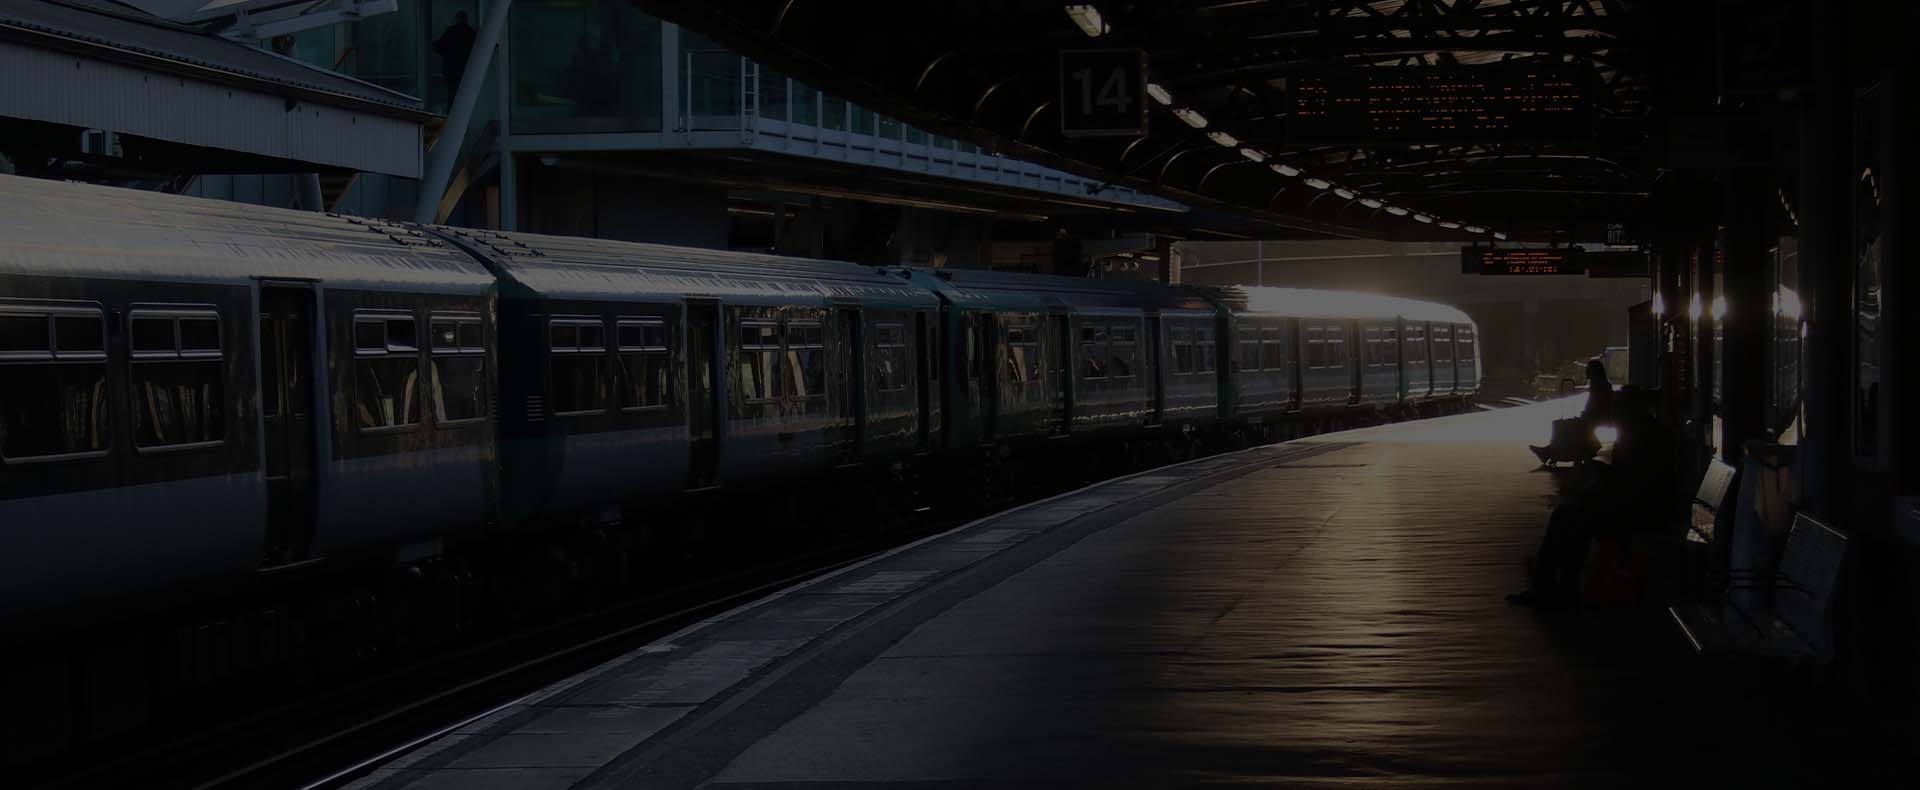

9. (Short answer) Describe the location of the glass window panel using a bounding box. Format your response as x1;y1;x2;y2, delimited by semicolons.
510;1;663;133
1109;322;1136;379
759;67;789;120
877;115;902;139
135;317;177;354
642;323;668;349
1080;323;1108;379
618;322;645;350
822;96;847;131
549;355;607;414
459;322;484;351
578;322;605;351
619;350;670;409
433;356;488;422
0;362;108;458
851;105;876;135
356;357;420;429
54;316;103;355
904;126;926;144
681;29;739;121
551;322;579;351
385;318;417;351
134;361;226;446
792;82;819;125
432;321;460;350
180;317;221;353
0;314;48;354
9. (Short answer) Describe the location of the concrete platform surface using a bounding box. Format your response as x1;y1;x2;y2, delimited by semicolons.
350;400;1881;789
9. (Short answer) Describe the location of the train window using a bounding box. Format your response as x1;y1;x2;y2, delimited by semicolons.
0;304;109;462
1457;327;1476;362
431;314;487;423
1109;321;1138;379
737;319;781;403
784;321;826;402
548;317;608;416
1261;326;1286;371
874;322;909;393
1381;327;1399;366
617;318;670;411
353;312;421;430
1363;326;1382;367
1195;322;1217;374
1406;325;1428;365
1433;326;1453;364
1238;326;1260;372
130;308;227;449
1327;325;1348;367
1171;322;1193;375
1305;325;1325;368
1005;322;1040;384
1080;322;1109;379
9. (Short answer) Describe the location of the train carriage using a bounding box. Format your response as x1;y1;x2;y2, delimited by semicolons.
0;177;497;630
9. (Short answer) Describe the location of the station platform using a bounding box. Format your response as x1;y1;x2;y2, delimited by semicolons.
350;400;1869;789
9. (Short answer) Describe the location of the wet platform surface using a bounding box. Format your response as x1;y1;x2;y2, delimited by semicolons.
353;400;1880;789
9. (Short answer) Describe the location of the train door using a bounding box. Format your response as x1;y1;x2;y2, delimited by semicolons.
259;285;318;569
1047;310;1071;435
975;312;998;442
914;311;932;448
1145;313;1164;425
686;299;721;490
1346;320;1362;405
837;306;863;464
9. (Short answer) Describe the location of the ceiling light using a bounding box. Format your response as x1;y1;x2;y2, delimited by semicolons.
1332;187;1355;200
1438;221;1461;229
1270;163;1300;177
1146;82;1172;106
1465;225;1487;234
1385;205;1410;216
1413;214;1433;223
1303;177;1331;190
1239;148;1268;163
1065;4;1107;37
1206;130;1238;147
1492;231;1508;240
1173;108;1208;129
1358;197;1382;208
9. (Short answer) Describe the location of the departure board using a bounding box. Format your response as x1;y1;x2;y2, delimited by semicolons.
1288;65;1593;144
1462;248;1586;275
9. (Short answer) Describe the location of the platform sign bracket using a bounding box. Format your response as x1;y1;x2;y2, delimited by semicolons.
1059;49;1148;138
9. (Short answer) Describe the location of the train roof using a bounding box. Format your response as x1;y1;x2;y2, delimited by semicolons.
1224;286;1475;326
898;267;1217;314
0;175;494;293
437;228;936;308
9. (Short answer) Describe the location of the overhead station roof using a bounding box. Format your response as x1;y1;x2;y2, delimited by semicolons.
0;0;427;177
638;0;1662;244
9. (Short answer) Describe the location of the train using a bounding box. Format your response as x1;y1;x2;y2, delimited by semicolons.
0;173;1480;636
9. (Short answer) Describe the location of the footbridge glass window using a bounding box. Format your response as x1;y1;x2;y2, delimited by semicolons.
618;318;671;410
509;2;663;133
431;314;488;424
1109;322;1138;379
549;317;609;416
873;322;909;393
0;303;108;461
737;320;781;403
132;308;227;448
354;312;422;430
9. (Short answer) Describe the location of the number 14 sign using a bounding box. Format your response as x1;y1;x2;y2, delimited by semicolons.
1059;49;1148;138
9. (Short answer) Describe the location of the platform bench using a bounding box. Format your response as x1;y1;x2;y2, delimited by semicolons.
1667;512;1848;664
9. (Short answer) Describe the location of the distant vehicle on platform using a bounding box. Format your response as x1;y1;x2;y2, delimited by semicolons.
0;174;1482;636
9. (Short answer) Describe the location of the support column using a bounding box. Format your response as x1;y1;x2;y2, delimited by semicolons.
1796;0;1852;519
1719;168;1774;463
1690;226;1717;465
413;0;513;224
297;173;324;213
1157;236;1178;285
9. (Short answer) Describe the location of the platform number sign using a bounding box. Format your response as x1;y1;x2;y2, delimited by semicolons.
1060;49;1147;138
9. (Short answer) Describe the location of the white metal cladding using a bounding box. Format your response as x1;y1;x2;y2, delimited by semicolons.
0;41;421;177
0;175;490;291
1238;286;1473;325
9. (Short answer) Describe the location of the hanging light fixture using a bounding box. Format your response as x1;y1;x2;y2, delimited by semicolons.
1174;108;1208;129
1385;205;1410;216
1239;148;1268;163
1064;4;1108;37
1270;163;1301;177
1413;214;1434;224
1206;130;1239;147
1333;187;1356;200
1359;197;1383;209
1303;177;1331;190
1146;83;1172;105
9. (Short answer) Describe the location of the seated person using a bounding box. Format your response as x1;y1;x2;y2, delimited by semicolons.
1530;358;1613;465
1509;386;1673;606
